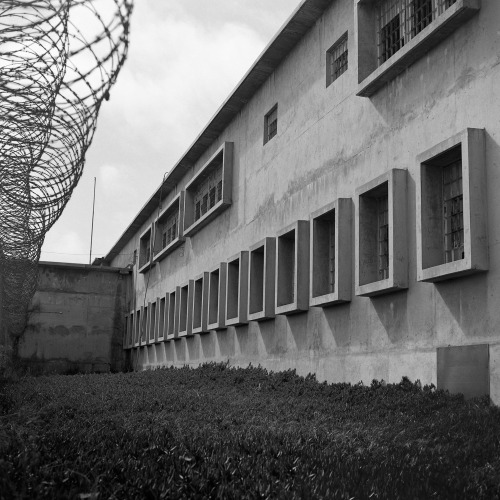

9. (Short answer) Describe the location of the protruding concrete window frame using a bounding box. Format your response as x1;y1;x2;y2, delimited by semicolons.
146;300;156;345
207;262;227;331
226;251;249;327
132;307;141;347
177;280;194;338
356;0;480;97
166;289;178;340
138;225;153;273
156;295;167;343
192;272;209;334
139;304;147;346
416;128;487;282
310;199;352;307
355;169;408;297
153;192;185;263
124;313;132;349
275;220;310;315
183;142;233;237
248;237;276;321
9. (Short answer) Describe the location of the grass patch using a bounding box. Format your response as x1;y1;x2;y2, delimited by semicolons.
1;363;500;499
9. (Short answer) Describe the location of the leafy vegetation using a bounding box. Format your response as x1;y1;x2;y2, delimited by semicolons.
1;363;500;499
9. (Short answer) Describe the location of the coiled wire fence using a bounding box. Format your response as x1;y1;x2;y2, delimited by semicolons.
0;0;133;356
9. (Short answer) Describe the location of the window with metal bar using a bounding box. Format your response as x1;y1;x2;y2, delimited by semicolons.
264;105;278;144
327;32;348;86
329;219;336;290
161;209;178;249
377;0;458;65
377;195;389;279
193;164;223;222
443;160;464;263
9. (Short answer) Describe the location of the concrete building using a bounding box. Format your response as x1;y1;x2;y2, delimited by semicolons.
101;0;500;402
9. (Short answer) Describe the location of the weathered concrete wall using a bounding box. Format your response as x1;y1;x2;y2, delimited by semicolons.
18;262;130;374
111;0;500;400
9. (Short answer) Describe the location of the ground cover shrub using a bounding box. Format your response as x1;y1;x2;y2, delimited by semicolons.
1;363;500;499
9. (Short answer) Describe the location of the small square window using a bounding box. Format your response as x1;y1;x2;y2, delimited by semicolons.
264;105;278;144
417;128;487;282
355;169;408;297
327;32;348;86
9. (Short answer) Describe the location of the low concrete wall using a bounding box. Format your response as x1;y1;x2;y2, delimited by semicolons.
18;262;130;374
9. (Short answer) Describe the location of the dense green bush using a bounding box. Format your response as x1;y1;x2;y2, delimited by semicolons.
1;364;499;499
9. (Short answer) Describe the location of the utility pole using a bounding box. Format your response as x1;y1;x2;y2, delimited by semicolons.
89;177;96;265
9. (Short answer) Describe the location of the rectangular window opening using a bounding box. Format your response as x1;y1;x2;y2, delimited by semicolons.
208;269;220;325
149;301;156;342
167;292;176;337
249;246;265;315
327;32;348;86
277;230;296;307
264;105;278;144
227;259;240;320
158;297;166;340
376;0;458;65
193;278;203;330
312;212;336;297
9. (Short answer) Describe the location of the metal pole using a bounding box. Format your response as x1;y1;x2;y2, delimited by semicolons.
89;177;96;265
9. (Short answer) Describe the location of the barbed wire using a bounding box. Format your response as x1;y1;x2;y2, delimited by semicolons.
0;0;133;347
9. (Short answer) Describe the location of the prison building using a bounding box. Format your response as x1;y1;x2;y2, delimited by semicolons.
101;0;500;402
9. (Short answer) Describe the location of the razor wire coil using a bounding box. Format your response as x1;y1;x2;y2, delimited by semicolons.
0;0;133;340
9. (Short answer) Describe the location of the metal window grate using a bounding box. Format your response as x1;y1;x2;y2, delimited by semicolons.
265;106;277;143
329;219;335;291
443;160;464;263
327;33;348;85
193;164;223;221
161;209;179;249
377;195;389;279
377;0;457;65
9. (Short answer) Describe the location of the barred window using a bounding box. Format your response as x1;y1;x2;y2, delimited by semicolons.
161;209;179;249
377;195;389;279
377;0;458;65
264;104;278;144
443;159;464;263
193;164;223;222
327;32;348;86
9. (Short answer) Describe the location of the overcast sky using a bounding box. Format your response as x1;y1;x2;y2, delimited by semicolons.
40;0;300;264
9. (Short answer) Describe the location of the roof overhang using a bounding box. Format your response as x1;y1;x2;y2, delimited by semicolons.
102;0;333;264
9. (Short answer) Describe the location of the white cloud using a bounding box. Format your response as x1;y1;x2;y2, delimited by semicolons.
42;1;299;264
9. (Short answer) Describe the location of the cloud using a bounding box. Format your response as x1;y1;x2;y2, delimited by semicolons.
42;1;300;264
